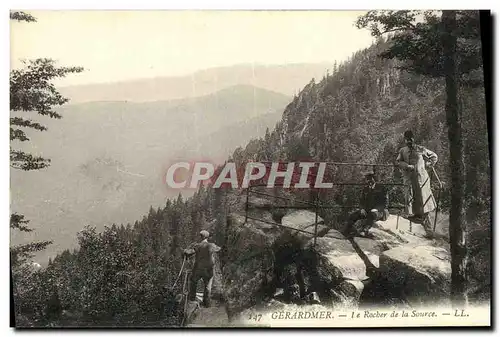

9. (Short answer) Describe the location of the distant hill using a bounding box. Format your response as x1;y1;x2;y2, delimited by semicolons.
10;85;291;264
58;63;332;103
177;111;282;160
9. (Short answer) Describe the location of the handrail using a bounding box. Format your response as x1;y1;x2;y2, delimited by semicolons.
257;161;396;167
244;215;322;236
247;182;407;187
248;189;315;206
249;204;406;210
243;162;444;240
245;186;320;247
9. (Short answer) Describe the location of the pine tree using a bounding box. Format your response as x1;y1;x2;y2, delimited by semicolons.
10;11;83;262
441;10;468;307
10;11;83;326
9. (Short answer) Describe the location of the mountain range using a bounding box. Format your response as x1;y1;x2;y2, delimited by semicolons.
11;83;292;264
58;63;331;103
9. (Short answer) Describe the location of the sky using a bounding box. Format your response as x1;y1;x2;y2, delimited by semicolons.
10;10;375;86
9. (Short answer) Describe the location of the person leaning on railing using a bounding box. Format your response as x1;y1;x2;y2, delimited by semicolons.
396;130;438;239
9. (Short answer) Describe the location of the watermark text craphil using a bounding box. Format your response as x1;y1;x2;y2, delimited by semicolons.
164;161;335;189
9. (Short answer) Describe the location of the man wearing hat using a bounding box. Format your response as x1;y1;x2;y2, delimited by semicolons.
183;230;221;308
343;170;389;237
396;130;438;238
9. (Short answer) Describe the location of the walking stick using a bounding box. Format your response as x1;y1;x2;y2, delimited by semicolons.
170;255;187;291
180;269;191;327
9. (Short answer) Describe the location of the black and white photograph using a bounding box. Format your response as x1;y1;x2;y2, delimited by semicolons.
8;9;492;328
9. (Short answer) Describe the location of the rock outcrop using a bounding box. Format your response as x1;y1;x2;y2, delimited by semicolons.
222;209;327;317
222;214;277;318
205;205;451;326
299;231;380;308
378;245;451;307
281;210;329;245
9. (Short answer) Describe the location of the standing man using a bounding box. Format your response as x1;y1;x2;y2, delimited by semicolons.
343;171;389;238
183;230;221;308
396;130;438;238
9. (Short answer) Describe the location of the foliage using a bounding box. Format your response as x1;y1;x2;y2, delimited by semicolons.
10;58;84;170
10;11;83;326
356;11;483;85
10;11;37;22
18;187;222;327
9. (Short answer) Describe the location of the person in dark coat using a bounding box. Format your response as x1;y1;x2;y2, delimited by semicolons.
343;171;389;238
183;230;221;308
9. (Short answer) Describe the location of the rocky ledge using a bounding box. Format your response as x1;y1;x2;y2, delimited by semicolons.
221;206;451;321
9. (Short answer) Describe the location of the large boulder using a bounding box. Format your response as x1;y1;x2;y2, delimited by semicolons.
244;197;277;227
222;243;275;318
245;193;290;224
300;229;391;308
281;210;323;229
374;215;429;244
305;236;379;282
271;211;330;302
378;245;451;307
210;254;224;300
281;210;329;245
298;235;380;308
329;279;365;308
222;214;278;317
353;237;385;257
324;229;345;239
368;228;407;249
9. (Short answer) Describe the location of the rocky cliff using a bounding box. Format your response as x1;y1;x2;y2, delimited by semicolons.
184;190;451;326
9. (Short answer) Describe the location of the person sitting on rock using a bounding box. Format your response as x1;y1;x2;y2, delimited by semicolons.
343;171;389;238
183;230;221;308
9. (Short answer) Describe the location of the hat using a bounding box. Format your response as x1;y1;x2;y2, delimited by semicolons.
404;130;414;139
200;230;210;238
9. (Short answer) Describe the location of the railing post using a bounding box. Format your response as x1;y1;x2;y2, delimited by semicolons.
433;188;441;233
314;191;319;247
245;186;250;223
405;183;412;233
432;167;442;233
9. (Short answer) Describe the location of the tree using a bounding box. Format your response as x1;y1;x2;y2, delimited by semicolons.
10;11;83;252
356;10;483;306
10;11;83;325
356;11;482;84
10;214;52;267
10;58;84;170
441;10;468;307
